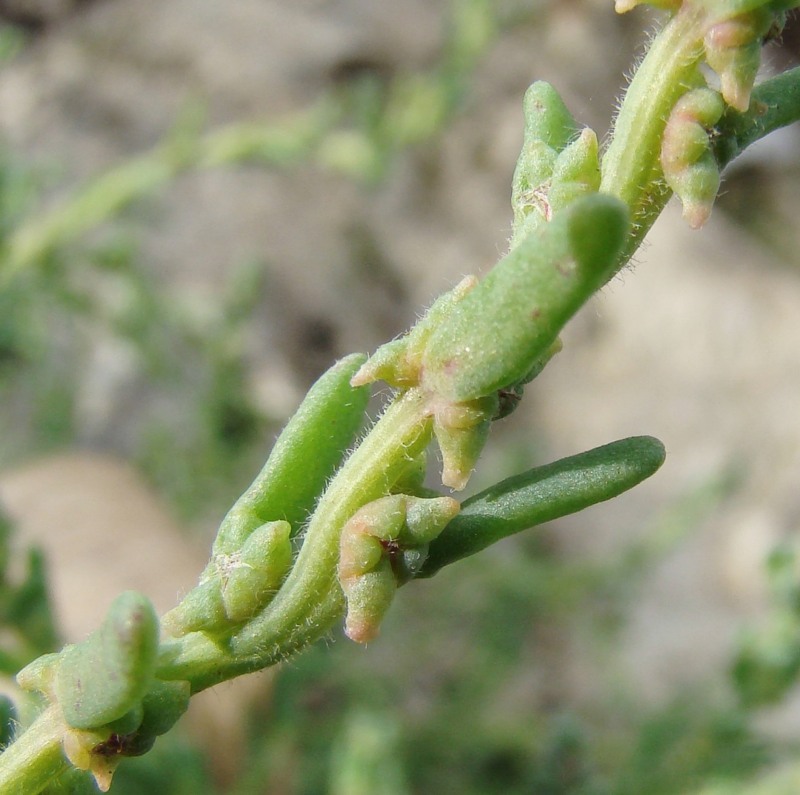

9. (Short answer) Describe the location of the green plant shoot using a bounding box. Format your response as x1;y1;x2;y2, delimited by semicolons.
2;1;800;792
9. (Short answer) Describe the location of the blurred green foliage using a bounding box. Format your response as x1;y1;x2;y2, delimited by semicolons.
0;510;59;675
214;526;776;795
732;545;800;708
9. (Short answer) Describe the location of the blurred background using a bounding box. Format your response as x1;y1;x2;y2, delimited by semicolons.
1;0;800;792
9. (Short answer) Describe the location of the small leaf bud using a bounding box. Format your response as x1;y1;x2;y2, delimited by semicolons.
660;87;725;227
338;494;460;640
511;82;581;245
351;276;478;390
349;339;411;388
404;495;460;545
161;572;227;637
16;652;61;698
339;521;390;583
547;128;602;215
220;520;293;622
430;396;497;491
704;10;773;111
341;563;397;644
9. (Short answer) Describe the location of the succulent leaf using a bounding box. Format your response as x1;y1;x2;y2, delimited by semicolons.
420;436;667;577
55;592;159;731
421;194;629;404
511;81;581;245
214;353;370;554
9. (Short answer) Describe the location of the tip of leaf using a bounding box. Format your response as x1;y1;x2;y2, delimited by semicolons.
441;465;471;492
721;80;751;114
345;619;379;644
350;364;374;388
682;200;712;229
567;193;629;272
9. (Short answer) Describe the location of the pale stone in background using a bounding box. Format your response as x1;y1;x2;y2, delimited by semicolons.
0;453;269;784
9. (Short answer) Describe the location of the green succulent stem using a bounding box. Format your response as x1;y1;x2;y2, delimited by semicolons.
0;707;67;793
601;4;707;262
229;387;432;661
158;388;433;692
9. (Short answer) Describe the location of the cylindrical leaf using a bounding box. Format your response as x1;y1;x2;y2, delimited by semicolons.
518;81;580;152
418;436;666;578
214;353;370;554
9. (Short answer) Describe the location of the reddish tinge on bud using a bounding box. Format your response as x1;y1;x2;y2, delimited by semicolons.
338;494;459;642
661;88;725;228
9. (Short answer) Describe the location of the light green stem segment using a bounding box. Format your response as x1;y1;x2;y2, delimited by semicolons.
157;388;434;692
601;4;707;263
231;387;432;659
0;103;337;286
0;706;68;794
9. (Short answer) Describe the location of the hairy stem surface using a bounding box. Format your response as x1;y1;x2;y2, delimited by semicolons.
158;388;433;691
601;5;706;261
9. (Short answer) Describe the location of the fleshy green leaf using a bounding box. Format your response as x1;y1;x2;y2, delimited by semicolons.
421;194;629;403
511;81;581;245
55;592;159;731
418;436;666;577
213;353;370;554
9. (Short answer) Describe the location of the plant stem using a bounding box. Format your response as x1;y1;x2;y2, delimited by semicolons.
601;4;706;265
0;706;68;794
158;388;433;692
0;102;337;287
5;11;800;795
